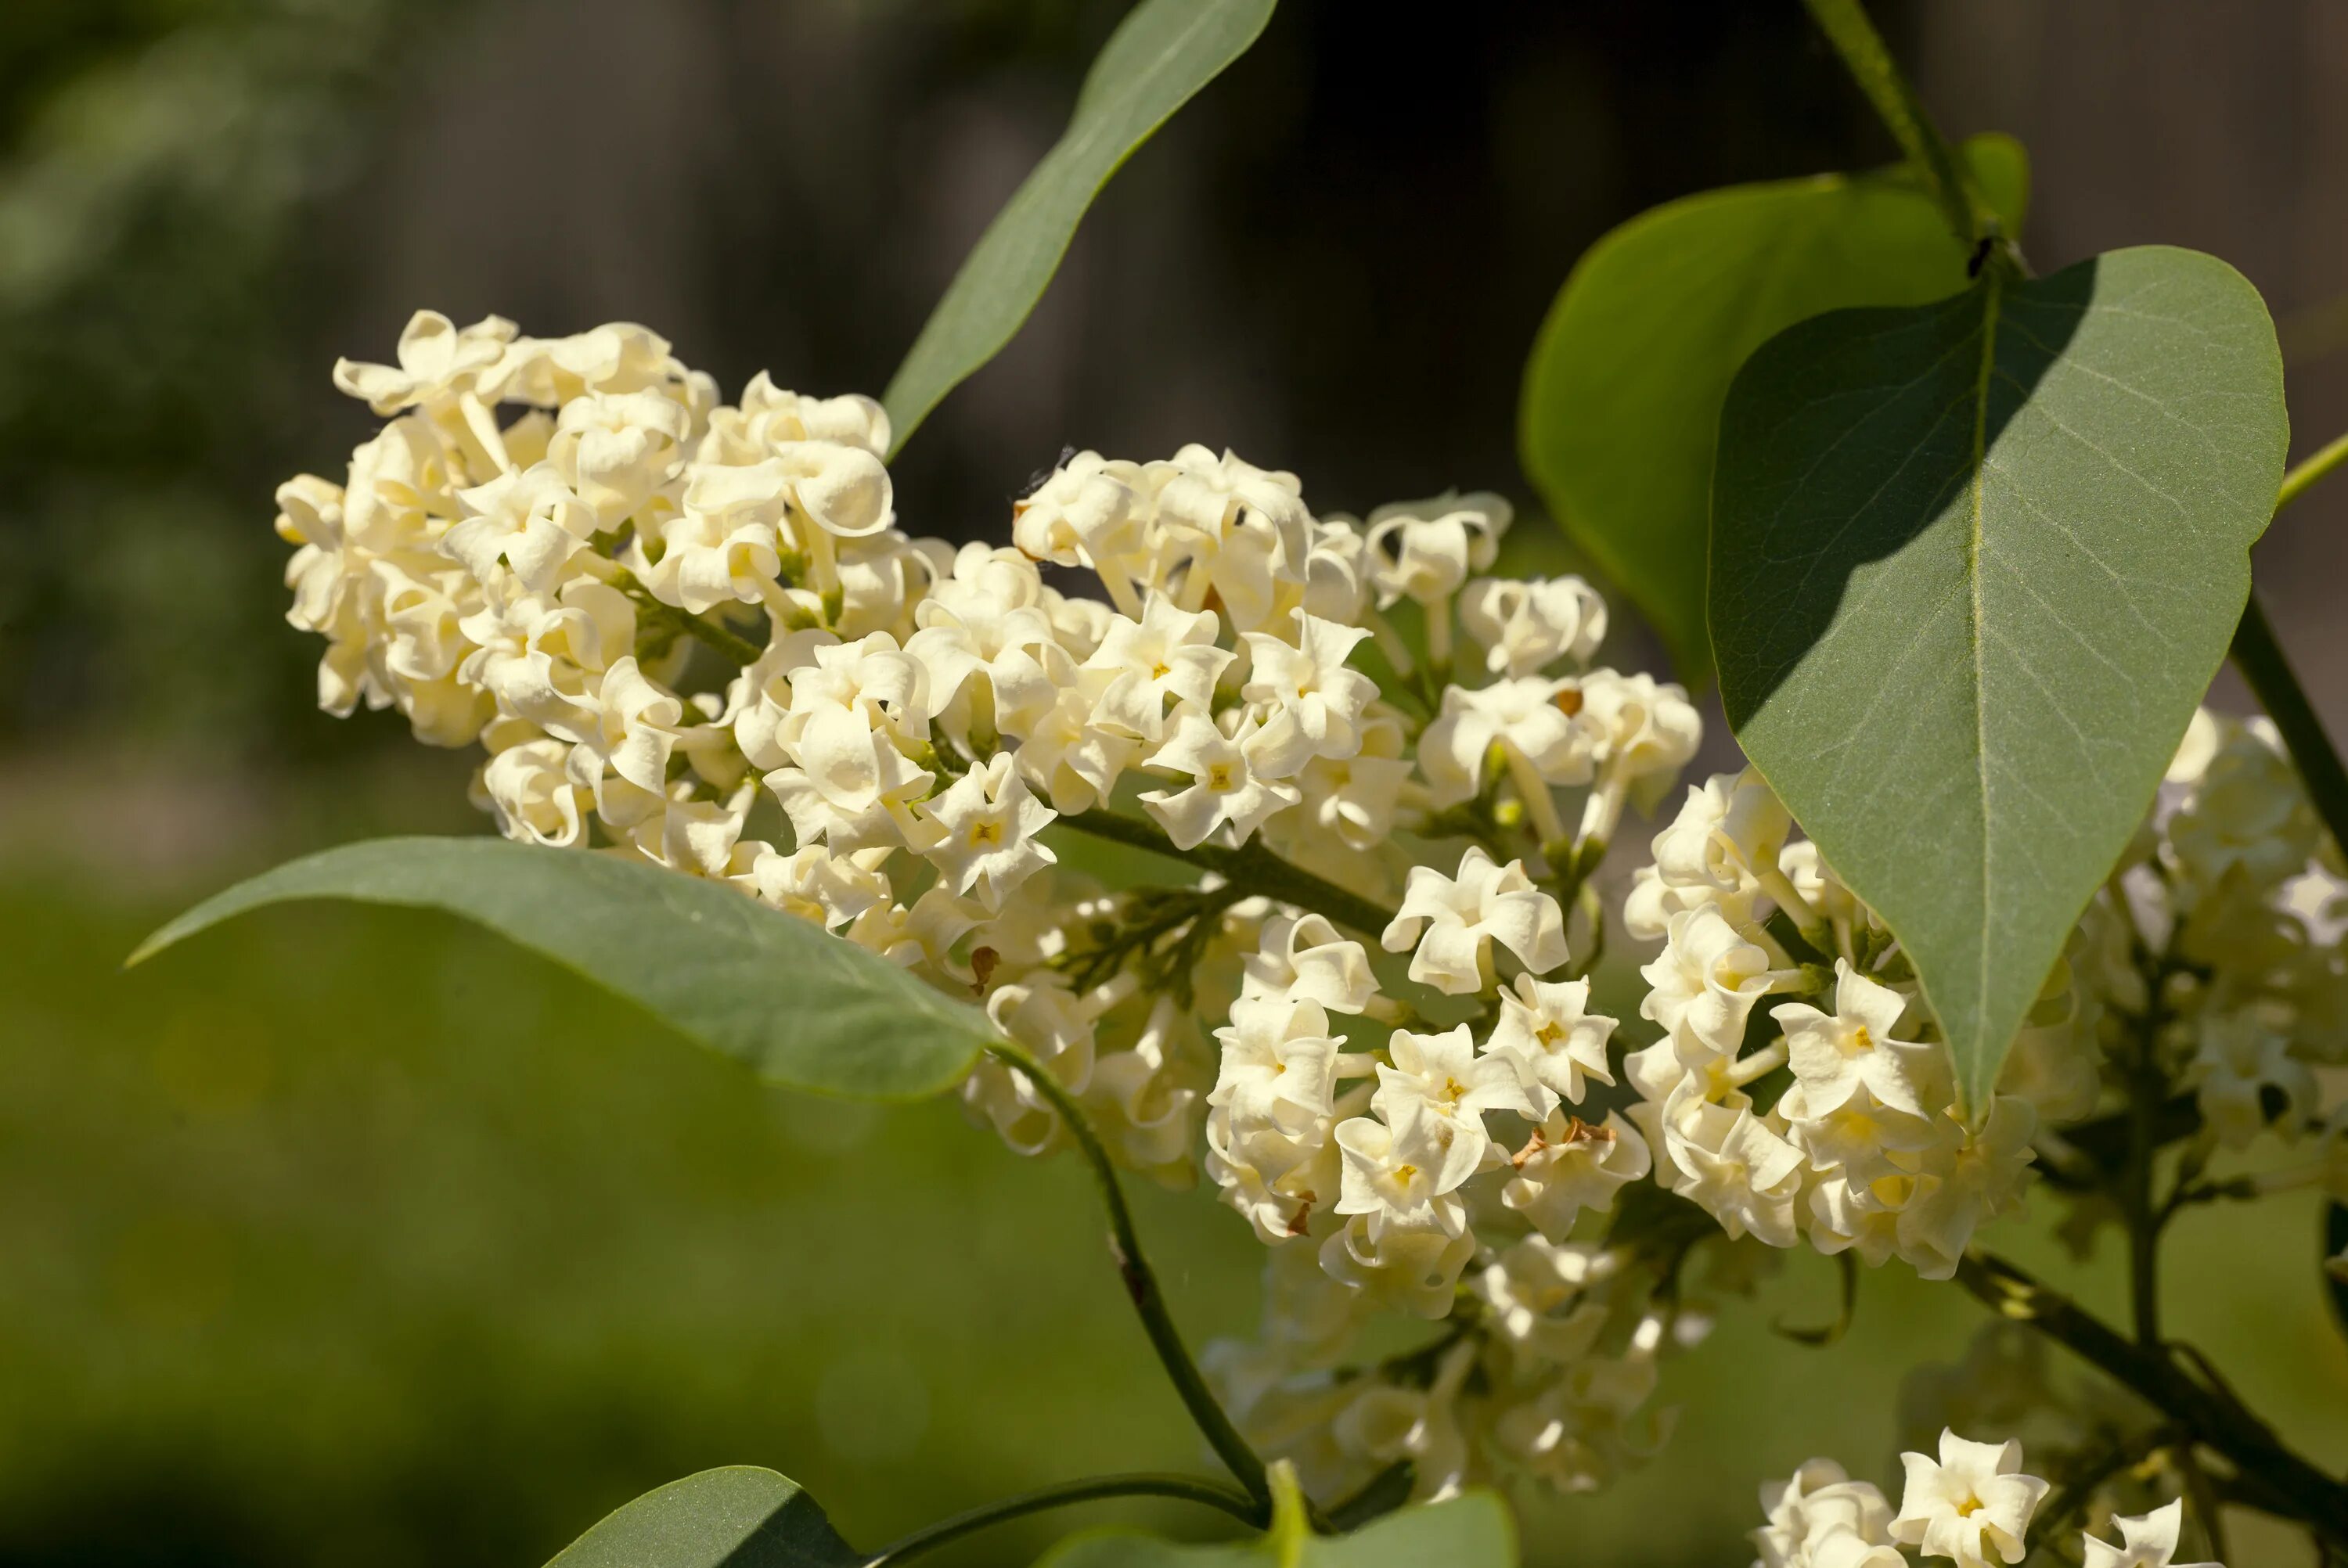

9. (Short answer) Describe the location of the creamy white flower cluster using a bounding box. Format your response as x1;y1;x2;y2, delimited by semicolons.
1620;769;2040;1278
275;306;1697;1180
279;314;2335;1523
1205;1228;1694;1509
275;311;1718;1510
1624;707;2348;1278
2137;710;2348;1156
1751;1432;2219;1568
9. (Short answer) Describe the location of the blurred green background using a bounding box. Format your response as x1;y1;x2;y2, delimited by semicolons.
4;1;2346;1563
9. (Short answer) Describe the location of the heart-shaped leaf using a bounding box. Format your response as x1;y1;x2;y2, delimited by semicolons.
1711;246;2286;1109
548;1467;859;1568
1518;134;2027;676
880;0;1277;455
131;837;996;1100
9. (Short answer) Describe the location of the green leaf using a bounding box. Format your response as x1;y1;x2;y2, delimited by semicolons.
1034;1490;1514;1568
1710;246;2287;1110
548;1466;859;1568
1518;133;2028;676
880;0;1277;456
130;837;996;1100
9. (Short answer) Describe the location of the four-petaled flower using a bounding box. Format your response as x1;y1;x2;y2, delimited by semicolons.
1774;959;1944;1117
1890;1430;2050;1568
1139;708;1305;850
922;752;1057;910
1381;845;1569;995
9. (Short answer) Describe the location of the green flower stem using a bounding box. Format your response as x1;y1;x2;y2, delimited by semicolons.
2119;995;2168;1347
2231;592;2348;857
1799;0;1980;248
607;567;766;666
1061;809;1399;939
1956;1250;2348;1550
983;1038;1275;1516
861;1471;1260;1566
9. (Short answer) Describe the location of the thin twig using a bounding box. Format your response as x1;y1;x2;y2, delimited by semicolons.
862;1471;1259;1565
607;567;765;666
2231;592;2348;858
1060;809;1397;939
982;1039;1274;1514
2122;1001;2166;1347
1954;1251;2348;1550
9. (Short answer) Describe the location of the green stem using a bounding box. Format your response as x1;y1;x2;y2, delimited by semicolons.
861;1472;1259;1566
1565;880;1607;982
2122;1001;2166;1347
1955;1251;2348;1550
1799;0;1980;247
1061;810;1398;940
2231;592;2348;856
2277;429;2348;512
607;567;766;666
983;1039;1274;1514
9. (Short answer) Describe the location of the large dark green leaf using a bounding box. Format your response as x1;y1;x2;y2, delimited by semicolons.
131;837;996;1100
1518;134;2027;676
548;1467;859;1568
1711;247;2287;1110
1035;1483;1514;1566
880;0;1276;455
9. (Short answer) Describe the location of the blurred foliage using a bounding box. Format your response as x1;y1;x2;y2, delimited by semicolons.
0;0;459;750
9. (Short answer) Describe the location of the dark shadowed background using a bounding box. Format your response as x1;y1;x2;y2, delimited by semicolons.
1;2;2342;1565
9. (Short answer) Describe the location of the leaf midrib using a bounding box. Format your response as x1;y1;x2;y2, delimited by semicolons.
1964;267;2004;1106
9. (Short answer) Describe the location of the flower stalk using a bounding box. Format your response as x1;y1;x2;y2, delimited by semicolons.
1060;807;1398;940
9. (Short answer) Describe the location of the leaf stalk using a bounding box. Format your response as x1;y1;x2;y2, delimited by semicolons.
981;1038;1275;1515
1799;0;1981;248
861;1470;1260;1565
2230;592;2348;858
